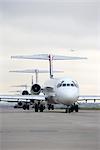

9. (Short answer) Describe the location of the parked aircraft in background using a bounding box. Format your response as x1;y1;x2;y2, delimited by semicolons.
0;54;100;113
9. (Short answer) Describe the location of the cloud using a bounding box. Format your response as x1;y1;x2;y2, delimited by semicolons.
0;0;99;50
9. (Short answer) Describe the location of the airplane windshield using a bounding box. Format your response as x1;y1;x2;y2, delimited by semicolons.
57;82;75;88
57;81;64;88
62;84;66;86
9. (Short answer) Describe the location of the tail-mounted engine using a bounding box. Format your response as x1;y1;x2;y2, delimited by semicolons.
31;84;41;95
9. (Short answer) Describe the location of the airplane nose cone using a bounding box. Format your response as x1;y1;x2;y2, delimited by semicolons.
57;88;79;104
63;92;78;100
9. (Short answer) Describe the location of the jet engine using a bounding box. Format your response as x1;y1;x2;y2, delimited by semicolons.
18;101;23;106
14;101;24;108
22;90;29;95
31;84;41;95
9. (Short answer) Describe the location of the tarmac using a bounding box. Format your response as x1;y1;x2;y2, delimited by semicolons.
0;108;100;150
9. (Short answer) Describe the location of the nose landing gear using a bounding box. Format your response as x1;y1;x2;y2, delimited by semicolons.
65;104;79;113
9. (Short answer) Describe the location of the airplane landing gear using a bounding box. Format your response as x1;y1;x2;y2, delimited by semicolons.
34;103;39;112
40;104;44;112
48;104;54;110
34;101;45;112
23;104;30;110
65;104;79;113
74;104;79;112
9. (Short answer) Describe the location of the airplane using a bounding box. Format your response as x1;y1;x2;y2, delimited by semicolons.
9;69;63;110
0;54;100;113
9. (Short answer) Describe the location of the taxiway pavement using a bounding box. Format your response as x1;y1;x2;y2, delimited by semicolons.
0;108;100;150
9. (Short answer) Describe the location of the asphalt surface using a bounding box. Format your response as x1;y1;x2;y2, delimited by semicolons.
0;108;100;150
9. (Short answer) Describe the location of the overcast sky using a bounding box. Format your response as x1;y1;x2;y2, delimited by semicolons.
0;0;100;95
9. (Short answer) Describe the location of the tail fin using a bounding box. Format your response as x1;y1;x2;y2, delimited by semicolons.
31;75;33;85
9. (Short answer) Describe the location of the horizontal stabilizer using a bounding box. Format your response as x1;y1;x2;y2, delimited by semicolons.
11;85;30;88
9;90;22;93
53;55;87;60
11;54;87;60
10;69;63;73
11;54;49;60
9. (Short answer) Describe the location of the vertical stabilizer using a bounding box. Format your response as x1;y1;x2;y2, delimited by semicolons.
48;54;53;78
32;76;33;85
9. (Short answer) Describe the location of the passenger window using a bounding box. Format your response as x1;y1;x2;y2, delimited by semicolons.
71;84;74;86
67;84;70;86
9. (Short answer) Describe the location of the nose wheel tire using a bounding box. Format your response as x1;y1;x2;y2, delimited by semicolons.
65;105;79;113
74;105;79;112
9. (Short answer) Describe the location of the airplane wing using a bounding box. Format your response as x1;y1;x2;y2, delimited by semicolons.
0;95;45;102
78;95;100;102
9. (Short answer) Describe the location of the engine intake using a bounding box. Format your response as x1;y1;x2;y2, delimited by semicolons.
22;90;29;95
31;84;41;95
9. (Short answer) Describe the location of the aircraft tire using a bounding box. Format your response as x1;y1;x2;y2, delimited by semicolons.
27;105;29;110
75;105;79;112
23;105;27;110
70;105;74;112
35;104;38;112
51;105;54;110
40;104;44;112
48;104;51;110
65;108;68;113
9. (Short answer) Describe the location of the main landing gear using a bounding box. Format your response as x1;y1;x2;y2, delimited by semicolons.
48;104;54;110
23;104;30;110
65;104;79;113
34;101;45;112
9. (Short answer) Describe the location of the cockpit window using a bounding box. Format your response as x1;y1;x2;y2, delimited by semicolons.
71;84;74;86
57;80;78;88
57;81;64;88
57;83;62;88
62;84;66;86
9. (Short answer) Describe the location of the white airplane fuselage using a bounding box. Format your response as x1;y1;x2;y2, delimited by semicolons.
43;77;79;106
